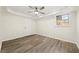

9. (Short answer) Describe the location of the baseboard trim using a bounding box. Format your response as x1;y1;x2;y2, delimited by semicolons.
76;42;79;49
37;34;75;44
2;34;37;42
0;41;2;52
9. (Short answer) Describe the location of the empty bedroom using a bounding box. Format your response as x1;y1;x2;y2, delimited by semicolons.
0;6;79;53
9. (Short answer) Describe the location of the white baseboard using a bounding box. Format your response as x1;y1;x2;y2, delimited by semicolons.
38;34;75;44
54;37;75;44
2;34;35;42
0;41;2;52
76;42;79;49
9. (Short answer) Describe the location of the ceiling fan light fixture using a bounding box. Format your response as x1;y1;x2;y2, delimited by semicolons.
28;6;45;15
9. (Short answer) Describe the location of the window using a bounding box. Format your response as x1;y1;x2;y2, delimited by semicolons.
56;14;69;26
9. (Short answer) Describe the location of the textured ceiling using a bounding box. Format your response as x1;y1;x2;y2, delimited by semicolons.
6;6;76;19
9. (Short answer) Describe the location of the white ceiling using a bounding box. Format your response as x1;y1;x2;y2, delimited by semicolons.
6;6;76;19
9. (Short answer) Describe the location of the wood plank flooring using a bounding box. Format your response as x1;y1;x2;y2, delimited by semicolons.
1;34;79;53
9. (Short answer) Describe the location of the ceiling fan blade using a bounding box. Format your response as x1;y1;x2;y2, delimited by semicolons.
27;10;34;13
40;6;45;10
28;6;34;9
39;11;45;14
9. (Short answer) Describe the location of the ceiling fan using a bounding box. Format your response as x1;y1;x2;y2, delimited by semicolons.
28;6;45;15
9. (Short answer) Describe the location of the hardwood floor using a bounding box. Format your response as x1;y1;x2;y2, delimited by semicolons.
1;34;79;53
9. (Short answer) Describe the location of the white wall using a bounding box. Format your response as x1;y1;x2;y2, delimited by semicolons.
0;7;36;41
37;16;56;38
37;12;76;43
76;10;79;48
0;7;2;51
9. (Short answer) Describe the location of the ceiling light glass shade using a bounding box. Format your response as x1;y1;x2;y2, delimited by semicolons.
35;11;38;15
